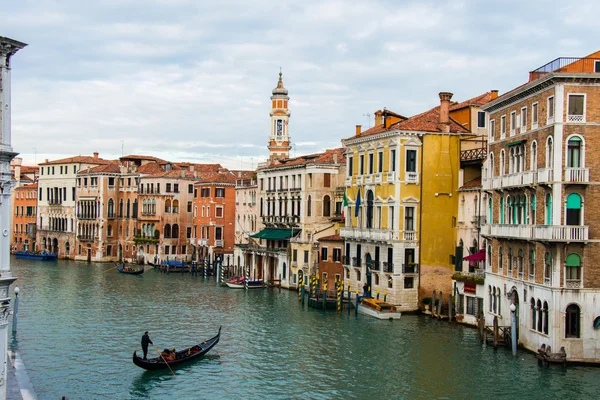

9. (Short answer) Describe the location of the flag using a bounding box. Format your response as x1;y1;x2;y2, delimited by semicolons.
342;190;348;219
355;188;361;217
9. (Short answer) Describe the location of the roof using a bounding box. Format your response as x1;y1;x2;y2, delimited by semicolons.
16;183;38;190
79;164;122;174
459;177;482;190
264;148;346;170
174;163;223;173
318;234;343;242
121;154;168;164
39;155;113;165
194;171;238;185
18;166;39;173
449;92;495;111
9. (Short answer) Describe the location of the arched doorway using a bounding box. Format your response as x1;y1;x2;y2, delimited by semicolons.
65;242;70;256
511;288;520;341
52;238;59;256
118;244;123;262
137;246;145;264
365;253;373;297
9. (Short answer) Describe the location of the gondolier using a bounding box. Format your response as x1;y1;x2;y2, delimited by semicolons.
141;331;153;360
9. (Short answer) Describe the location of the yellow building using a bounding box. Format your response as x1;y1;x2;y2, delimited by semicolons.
342;93;468;310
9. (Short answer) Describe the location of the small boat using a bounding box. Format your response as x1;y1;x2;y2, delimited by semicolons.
225;278;264;289
160;260;190;273
358;298;402;320
537;344;567;366
115;263;144;275
14;251;57;261
133;327;221;371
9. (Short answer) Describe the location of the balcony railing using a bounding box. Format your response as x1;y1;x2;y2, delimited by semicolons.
522;171;536;185
403;230;416;241
482;177;492;191
356;176;363;185
502;172;523;187
533;225;588;242
544;277;552;286
365;175;373;184
107;213;116;220
564;167;589;183
341;227;394;241
374;173;382;184
77;235;95;242
342;255;350;265
488;224;533;240
352;257;362;267
371;261;380;271
565;279;581;289
214;240;224;247
402;263;419;274
406;172;418;184
345;177;352;187
567;114;585;123
386;172;396;183
383;262;393;273
537;168;553;184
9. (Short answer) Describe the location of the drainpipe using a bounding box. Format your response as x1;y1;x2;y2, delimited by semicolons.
418;136;424;292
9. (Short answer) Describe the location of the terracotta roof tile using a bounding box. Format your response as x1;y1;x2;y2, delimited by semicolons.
459;177;482;190
137;163;165;175
318;234;343;242
39;155;112;165
266;148;346;170
121;154;169;164
449;92;495;111
16;183;38;189
79;164;122;174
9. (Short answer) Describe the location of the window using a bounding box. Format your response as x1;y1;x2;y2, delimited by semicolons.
520;107;527;132
188;184;193;194
544;252;552;285
567;136;582;168
333;248;341;262
214;226;222;240
489;119;495;141
500;115;506;138
378;151;383;173
365;190;374;229
323;195;331;217
545;194;552;225
466;296;477;316
215;188;225;198
406;150;416;172
498;246;504;272
173;184;179;193
510;111;516;135
324;173;331;187
304;250;309;263
368;153;374;174
359;155;364;175
166;183;172;193
565;304;581;338
532;103;539;127
307;196;311;217
321;247;328;262
348;157;354;177
187;201;192;213
293;249;297;262
404;207;414;231
547;96;555;122
595;60;600;73
565;253;581;288
215;206;224;218
477;111;486;128
530;298;537;330
404;277;414;289
390;149;396;172
567;94;585;122
566;193;582;225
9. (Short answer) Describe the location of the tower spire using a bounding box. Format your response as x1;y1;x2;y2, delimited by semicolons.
268;70;291;162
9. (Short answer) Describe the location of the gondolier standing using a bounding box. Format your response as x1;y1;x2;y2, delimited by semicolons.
141;331;153;360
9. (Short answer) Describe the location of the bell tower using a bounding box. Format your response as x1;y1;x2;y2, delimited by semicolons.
268;71;291;162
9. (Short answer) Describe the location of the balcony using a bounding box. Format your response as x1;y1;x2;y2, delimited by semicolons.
406;172;418;184
342;255;350;265
537;168;553;184
403;230;416;241
522;171;536;186
482;178;492;191
374;173;382;184
492;176;501;189
345;177;352;187
402;263;419;274
502;172;523;187
487;224;533;240
533;225;588;242
356;176;363;186
77;235;95;242
564;168;589;184
567;114;585;123
565;279;581;288
471;216;486;226
382;262;393;273
195;238;208;246
386;172;396;183
371;261;380;271
365;175;373;184
352;257;362;267
214;240;224;248
341;227;393;242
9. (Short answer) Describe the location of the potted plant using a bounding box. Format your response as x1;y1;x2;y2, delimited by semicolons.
421;297;432;312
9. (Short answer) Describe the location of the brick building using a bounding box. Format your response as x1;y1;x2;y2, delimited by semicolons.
481;51;600;362
12;183;37;252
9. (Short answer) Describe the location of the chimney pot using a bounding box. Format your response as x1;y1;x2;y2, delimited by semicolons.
93;152;99;159
333;153;338;164
438;92;453;129
355;125;362;136
491;90;499;99
374;110;383;126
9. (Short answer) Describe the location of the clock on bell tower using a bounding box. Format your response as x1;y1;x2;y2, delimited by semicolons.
268;71;291;162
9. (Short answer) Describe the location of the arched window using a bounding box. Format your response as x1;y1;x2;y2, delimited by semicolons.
489;286;493;312
508;248;513;273
518;249;524;277
529;249;535;280
530;298;537;329
530;195;536;225
172;224;179;239
565;253;581;288
500;197;504;224
366;190;374;229
307;196;312;217
119;199;124;217
543;302;549;334
108;198;114;217
500;149;505;176
492;287;497;313
566;193;582;225
142;199;147;214
545;193;552;225
567;136;582;168
489;153;495;178
530;141;537;171
133;199;138;218
107;225;113;237
537;299;543;332
126;199;131;218
544;252;552;286
546;136;554;168
498;246;504;272
152;199;156;214
565;304;581;338
165;199;172;213
260;198;264;216
323;195;331;217
173;200;179;213
164;224;172;239
488;198;493;224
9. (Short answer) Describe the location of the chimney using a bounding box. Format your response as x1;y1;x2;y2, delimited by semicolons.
181;170;186;178
194;171;197;179
189;165;194;172
491;90;499;100
355;125;362;136
374;110;383;126
438;92;453;132
93;152;99;159
45;159;49;163
333;152;338;164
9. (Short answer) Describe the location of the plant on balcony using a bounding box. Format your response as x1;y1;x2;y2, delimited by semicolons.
133;237;159;244
452;272;484;285
154;230;160;239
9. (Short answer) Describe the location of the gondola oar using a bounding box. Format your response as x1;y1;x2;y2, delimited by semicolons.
104;266;117;273
152;343;175;375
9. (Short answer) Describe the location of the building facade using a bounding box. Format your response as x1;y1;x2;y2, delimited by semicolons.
233;175;258;267
481;52;600;362
12;183;37;252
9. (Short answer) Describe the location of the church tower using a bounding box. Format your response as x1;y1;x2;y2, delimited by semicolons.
268;72;291;162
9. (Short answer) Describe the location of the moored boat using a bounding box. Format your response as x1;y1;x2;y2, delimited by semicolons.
115;263;144;275
14;251;57;261
358;298;402;320
225;278;264;289
133;327;221;371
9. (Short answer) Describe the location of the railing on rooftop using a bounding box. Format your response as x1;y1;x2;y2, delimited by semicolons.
460;148;487;162
529;57;600;81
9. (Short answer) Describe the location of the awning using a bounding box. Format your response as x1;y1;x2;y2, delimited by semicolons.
505;139;526;147
463;249;486;262
251;228;298;240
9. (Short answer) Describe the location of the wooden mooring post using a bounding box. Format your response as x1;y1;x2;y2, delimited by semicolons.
432;290;437;317
493;316;499;348
437;291;443;318
447;293;453;322
478;309;485;343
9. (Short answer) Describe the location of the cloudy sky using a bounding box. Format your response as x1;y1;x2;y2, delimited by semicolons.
4;0;599;170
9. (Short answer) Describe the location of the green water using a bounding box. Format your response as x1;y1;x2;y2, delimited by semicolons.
8;257;600;399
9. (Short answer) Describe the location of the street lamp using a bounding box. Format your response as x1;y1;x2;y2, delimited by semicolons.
12;287;19;333
510;302;517;356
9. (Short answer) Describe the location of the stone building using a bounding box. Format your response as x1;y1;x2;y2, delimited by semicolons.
12;183;37;252
481;51;600;362
233;174;258;267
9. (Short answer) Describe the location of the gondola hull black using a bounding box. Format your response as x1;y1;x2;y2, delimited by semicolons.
133;327;221;371
115;264;144;275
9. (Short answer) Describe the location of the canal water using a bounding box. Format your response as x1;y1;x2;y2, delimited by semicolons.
8;257;600;399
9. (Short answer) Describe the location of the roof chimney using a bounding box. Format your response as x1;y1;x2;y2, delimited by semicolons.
355;125;362;136
333;152;338;164
491;90;499;100
374;110;383;126
93;152;99;159
189;165;194;172
438;92;453;131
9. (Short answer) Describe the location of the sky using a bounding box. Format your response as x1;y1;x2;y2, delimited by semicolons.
3;0;599;170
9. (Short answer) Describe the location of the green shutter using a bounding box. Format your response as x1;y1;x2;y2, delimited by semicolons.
565;253;581;267
566;193;582;209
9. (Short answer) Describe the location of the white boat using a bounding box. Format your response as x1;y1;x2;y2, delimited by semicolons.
225;280;264;289
358;298;402;320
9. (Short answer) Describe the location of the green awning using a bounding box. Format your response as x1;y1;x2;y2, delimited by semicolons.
251;228;298;240
565;253;581;267
505;140;526;147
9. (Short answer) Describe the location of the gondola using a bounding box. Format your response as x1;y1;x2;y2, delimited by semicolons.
115;263;145;275
14;251;58;261
133;327;221;371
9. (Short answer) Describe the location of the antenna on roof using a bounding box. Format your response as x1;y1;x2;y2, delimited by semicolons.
33;147;36;165
363;113;372;128
121;140;124;156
